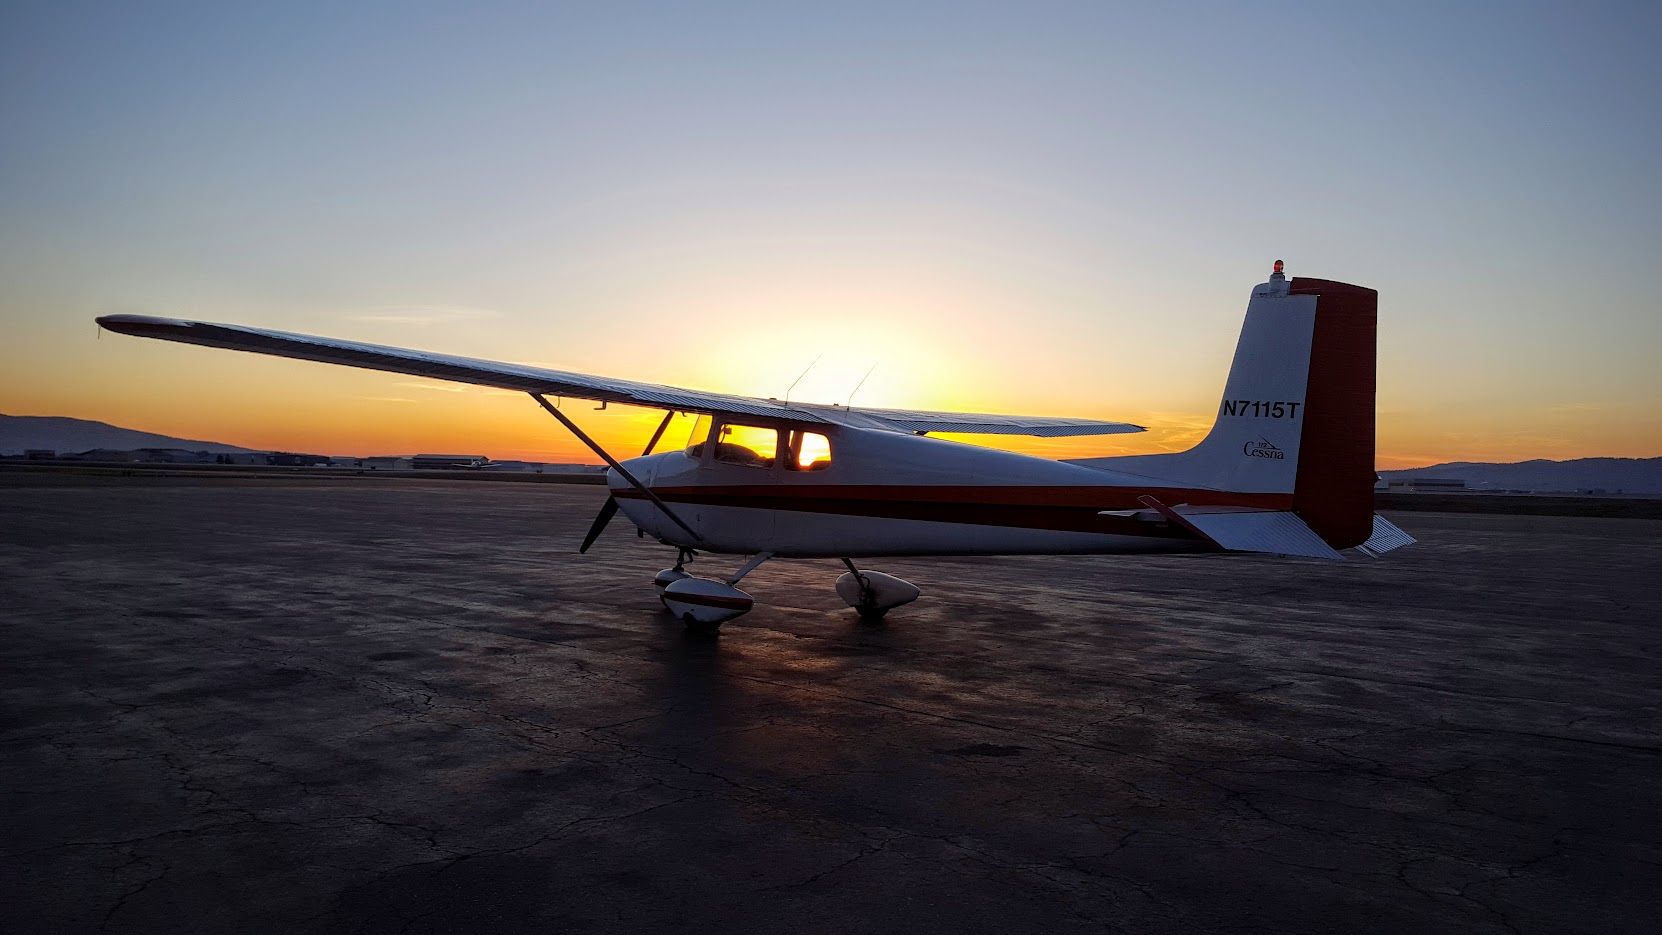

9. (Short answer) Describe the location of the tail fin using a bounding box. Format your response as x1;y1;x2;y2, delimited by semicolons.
1075;269;1378;549
1286;276;1378;549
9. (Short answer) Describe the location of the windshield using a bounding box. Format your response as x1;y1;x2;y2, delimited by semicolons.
682;414;713;456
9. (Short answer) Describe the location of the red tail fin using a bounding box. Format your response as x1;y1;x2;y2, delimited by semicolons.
1288;278;1377;549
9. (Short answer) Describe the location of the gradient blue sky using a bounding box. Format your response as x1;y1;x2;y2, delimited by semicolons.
2;1;1658;464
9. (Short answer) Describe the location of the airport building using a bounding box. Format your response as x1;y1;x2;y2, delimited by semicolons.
265;452;331;467
412;454;490;470
1387;477;1468;492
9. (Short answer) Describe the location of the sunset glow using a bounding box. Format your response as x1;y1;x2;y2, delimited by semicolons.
2;5;1657;468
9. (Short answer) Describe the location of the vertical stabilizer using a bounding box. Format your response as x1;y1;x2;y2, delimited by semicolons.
1071;266;1378;549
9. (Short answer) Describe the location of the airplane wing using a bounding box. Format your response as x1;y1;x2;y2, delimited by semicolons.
810;406;1143;437
95;315;1143;437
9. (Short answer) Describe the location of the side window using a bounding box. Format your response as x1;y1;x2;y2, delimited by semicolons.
785;430;832;471
712;423;778;468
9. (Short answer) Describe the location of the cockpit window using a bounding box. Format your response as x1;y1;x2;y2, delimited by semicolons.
682;414;713;457
710;423;777;468
682;420;829;471
785;430;832;471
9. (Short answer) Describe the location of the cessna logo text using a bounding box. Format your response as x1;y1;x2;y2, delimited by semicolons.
1243;439;1285;460
1223;400;1301;419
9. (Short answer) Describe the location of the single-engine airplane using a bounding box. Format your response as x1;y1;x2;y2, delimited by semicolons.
97;261;1413;632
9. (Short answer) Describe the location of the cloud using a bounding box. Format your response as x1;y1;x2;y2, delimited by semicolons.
348;305;502;326
355;396;418;404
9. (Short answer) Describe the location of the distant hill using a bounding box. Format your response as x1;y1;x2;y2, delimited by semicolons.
1379;457;1662;495
0;414;257;456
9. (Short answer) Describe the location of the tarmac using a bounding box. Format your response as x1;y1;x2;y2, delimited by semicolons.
2;474;1658;934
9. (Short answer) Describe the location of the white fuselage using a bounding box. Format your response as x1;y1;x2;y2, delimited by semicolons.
611;425;1286;558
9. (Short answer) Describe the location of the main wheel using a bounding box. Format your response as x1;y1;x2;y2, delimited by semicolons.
681;613;723;636
834;570;919;618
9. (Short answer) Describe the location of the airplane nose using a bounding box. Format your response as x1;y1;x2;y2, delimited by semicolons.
614;454;659;490
609;454;667;537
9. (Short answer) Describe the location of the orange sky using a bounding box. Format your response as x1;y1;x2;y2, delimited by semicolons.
3;256;1657;470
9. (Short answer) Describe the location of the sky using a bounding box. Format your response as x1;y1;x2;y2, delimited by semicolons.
2;1;1658;468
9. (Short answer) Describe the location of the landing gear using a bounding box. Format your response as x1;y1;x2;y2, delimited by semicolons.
835;559;920;621
653;548;697;599
658;551;772;634
682;617;723;637
653;554;920;632
839;559;882;620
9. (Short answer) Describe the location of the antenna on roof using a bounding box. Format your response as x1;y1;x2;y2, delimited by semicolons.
846;361;879;409
783;354;822;408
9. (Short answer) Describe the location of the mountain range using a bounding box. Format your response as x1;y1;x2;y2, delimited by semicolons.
1378;458;1662;495
0;414;256;455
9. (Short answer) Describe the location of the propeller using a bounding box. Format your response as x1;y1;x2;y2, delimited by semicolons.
579;495;620;553
575;409;680;554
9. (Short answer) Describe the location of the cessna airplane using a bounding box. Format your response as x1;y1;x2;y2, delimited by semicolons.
97;262;1413;632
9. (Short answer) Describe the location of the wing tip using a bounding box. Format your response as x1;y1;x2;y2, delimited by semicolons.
96;313;194;334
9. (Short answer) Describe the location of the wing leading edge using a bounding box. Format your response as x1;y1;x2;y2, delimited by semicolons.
95;314;1143;438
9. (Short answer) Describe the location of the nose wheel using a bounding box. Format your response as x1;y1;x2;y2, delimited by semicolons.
657;551;770;634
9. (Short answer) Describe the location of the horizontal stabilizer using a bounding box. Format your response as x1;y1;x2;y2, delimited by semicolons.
1172;507;1345;561
1356;515;1416;556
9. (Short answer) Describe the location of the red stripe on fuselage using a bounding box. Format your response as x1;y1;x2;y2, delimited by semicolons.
615;484;1290;536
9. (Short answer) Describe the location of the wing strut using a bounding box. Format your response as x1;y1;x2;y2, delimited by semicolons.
640;410;676;456
528;393;703;545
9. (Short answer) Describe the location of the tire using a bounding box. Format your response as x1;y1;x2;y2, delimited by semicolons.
682;614;723;636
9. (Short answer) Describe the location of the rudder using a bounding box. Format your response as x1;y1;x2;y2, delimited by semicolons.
1287;277;1377;549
